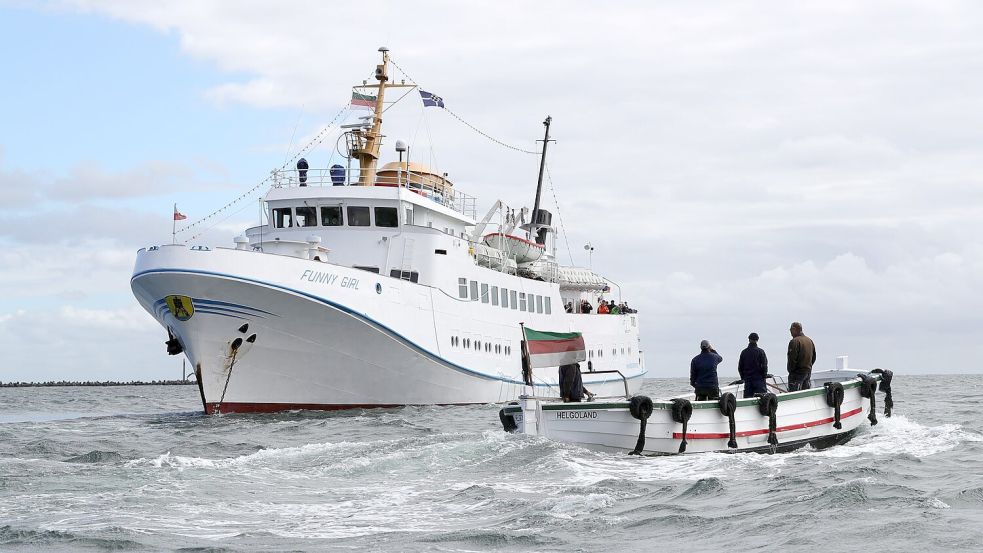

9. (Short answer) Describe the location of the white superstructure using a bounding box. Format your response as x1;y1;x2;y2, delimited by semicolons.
130;48;646;413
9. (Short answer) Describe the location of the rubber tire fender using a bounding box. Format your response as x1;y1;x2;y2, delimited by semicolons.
629;395;654;421
499;408;518;432
824;382;844;430
718;392;738;449
670;398;693;454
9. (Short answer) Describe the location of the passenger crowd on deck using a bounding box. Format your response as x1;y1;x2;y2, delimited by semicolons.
564;299;637;315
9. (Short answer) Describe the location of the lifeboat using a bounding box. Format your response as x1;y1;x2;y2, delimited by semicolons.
483;232;544;263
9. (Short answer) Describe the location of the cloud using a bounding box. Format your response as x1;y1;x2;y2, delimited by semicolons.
4;0;981;379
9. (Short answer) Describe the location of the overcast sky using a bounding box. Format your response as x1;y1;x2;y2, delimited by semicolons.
1;1;982;382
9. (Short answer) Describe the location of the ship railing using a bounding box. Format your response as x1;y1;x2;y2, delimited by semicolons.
271;167;477;219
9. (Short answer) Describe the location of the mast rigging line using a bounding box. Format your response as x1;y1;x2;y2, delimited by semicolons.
545;164;575;267
175;104;351;240
388;56;540;156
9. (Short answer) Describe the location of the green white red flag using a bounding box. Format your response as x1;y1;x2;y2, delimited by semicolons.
351;91;377;110
522;327;587;368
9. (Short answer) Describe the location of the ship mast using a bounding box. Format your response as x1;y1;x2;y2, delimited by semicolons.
530;115;553;241
351;47;416;186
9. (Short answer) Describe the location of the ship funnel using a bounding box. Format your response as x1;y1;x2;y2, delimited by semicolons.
296;158;309;186
330;164;346;186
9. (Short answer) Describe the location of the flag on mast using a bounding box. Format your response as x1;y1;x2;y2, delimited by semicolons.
521;327;587;368
351;91;377;110
173;206;187;221
419;89;445;108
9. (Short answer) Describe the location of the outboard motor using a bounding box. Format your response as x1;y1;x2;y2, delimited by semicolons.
296;158;309;186
330;164;346;186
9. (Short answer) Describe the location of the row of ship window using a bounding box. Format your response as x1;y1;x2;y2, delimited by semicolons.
448;336;632;360
450;336;513;356
587;346;634;358
458;278;552;314
271;205;400;229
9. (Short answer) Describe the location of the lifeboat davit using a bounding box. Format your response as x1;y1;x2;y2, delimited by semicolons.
483;232;544;263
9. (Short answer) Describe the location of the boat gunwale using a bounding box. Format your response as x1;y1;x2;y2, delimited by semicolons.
502;374;879;414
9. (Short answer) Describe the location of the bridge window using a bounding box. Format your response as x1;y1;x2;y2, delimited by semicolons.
470;280;478;301
375;207;398;228
545;297;552;314
481;283;489;304
500;288;509;308
295;206;317;227
510;290;517;310
458;278;468;299
519;293;526;311
536;295;543;313
491;286;499;306
347;206;370;226
321;206;343;226
272;207;293;228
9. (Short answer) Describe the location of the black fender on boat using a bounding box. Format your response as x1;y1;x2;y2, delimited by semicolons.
870;368;894;417
824;382;844;429
628;395;654;456
670;398;693;453
718;393;738;448
757;393;779;447
858;373;878;425
499;408;517;432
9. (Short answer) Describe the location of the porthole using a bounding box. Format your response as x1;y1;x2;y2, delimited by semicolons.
375;283;382;294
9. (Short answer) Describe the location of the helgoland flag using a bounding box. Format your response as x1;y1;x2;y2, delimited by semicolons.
351;91;377;110
419;89;445;108
522;327;587;368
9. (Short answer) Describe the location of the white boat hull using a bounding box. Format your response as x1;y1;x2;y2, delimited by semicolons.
131;245;645;413
503;370;891;454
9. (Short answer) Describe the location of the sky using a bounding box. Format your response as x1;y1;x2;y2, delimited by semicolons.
1;0;982;382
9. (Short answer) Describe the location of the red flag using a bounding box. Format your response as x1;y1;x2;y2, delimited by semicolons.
173;207;187;221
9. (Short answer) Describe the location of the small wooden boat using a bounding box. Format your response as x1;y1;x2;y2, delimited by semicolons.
499;369;894;454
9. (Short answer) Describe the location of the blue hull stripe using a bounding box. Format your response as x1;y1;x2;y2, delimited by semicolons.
132;268;647;387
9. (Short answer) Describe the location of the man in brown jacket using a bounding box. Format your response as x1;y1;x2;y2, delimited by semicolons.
787;321;816;391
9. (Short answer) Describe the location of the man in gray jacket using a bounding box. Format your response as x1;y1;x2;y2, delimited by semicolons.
786;322;816;391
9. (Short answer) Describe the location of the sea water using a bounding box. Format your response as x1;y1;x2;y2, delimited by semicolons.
1;376;981;552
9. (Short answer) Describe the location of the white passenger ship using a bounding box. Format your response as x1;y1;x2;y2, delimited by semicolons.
130;48;646;413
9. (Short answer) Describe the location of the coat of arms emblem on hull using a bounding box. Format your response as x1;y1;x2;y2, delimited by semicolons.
164;295;194;321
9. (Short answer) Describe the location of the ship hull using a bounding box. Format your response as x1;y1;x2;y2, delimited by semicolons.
132;245;645;413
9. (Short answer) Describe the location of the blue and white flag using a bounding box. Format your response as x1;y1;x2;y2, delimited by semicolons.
419;89;445;108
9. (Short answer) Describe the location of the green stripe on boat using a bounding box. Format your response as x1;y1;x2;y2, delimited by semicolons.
509;376;871;412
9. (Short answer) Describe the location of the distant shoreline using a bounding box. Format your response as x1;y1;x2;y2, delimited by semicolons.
0;380;197;388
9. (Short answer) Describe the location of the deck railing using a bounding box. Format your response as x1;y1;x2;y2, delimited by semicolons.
271;167;477;219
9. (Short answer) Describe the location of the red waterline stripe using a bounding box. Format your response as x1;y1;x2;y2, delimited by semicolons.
527;337;586;355
204;401;481;414
671;407;863;439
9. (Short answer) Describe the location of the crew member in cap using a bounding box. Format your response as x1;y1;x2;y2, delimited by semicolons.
787;321;816;391
690;339;722;400
738;332;769;398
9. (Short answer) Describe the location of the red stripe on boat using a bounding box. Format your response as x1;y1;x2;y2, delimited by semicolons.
204;401;482;414
670;407;863;439
526;336;586;355
483;232;545;249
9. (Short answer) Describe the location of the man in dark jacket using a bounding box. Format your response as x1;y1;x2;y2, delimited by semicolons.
737;332;768;398
787;321;816;391
690;340;722;400
559;363;593;402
